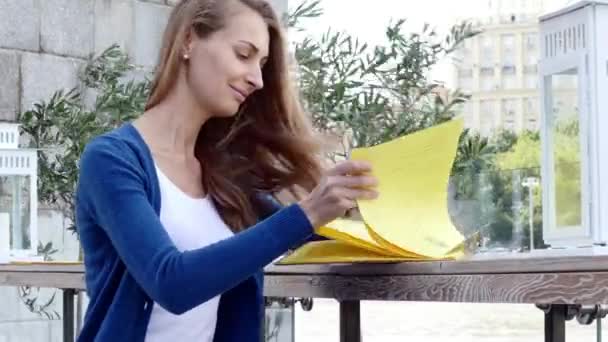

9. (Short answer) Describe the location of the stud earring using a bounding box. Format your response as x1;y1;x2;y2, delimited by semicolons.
183;54;190;60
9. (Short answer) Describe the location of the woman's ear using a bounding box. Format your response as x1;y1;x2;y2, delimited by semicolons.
182;27;195;60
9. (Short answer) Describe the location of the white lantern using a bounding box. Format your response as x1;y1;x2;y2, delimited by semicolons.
0;123;38;263
539;1;608;249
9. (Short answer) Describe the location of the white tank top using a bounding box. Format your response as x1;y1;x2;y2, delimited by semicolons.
145;165;234;342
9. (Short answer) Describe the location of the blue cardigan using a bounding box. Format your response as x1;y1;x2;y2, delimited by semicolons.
75;123;315;341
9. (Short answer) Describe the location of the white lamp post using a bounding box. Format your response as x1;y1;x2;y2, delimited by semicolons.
0;123;38;263
522;177;539;251
539;1;608;251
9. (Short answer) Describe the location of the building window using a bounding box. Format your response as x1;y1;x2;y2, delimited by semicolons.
502;66;518;89
480;35;495;68
480;67;494;76
524;32;539;66
501;34;516;67
502;65;516;74
457;68;473;92
526;54;538;66
525;73;538;89
458;77;473;93
524;97;539;130
501;98;518;131
456;40;473;67
502;75;518;89
526;118;538;130
460;101;474;128
526;33;538;50
480;67;495;91
524;97;537;114
458;69;473;78
481;77;495;91
480;100;496;135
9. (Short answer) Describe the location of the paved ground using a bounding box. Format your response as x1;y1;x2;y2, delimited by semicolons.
295;299;603;341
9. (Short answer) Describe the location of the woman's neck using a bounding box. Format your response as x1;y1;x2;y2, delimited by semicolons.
136;82;210;158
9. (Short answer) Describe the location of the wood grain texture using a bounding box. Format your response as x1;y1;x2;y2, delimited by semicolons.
266;255;608;276
4;255;608;276
0;263;84;273
0;271;85;289
0;264;85;289
264;272;608;304
4;261;608;305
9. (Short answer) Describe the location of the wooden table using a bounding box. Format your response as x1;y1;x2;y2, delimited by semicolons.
3;255;608;342
264;255;608;342
0;263;84;342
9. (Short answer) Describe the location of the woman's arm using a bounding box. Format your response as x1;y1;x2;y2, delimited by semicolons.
77;136;314;314
253;192;327;246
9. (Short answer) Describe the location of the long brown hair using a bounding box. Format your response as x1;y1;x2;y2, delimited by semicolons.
146;0;323;232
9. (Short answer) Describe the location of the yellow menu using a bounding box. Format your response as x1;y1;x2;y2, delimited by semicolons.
278;119;468;264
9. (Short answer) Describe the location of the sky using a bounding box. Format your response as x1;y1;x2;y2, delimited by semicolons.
289;0;569;86
288;0;493;87
293;0;483;42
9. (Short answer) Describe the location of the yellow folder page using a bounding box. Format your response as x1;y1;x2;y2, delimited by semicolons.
281;240;420;264
277;119;466;265
351;119;465;259
277;218;424;265
317;219;392;256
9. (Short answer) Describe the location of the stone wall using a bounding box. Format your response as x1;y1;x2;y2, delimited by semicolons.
0;0;176;122
1;0;286;119
0;0;287;341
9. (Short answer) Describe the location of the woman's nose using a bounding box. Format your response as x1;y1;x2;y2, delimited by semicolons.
246;66;264;90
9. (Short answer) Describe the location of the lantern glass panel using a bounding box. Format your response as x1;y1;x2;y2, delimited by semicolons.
548;68;581;230
0;175;32;251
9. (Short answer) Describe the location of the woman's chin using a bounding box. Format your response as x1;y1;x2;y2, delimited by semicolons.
212;104;241;118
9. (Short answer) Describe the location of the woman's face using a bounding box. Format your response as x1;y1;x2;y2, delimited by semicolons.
185;2;270;118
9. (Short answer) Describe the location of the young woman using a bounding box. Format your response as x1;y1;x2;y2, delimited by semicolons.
75;0;378;341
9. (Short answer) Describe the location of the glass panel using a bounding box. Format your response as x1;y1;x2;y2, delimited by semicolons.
449;167;543;253
550;69;580;229
0;175;31;251
264;299;294;342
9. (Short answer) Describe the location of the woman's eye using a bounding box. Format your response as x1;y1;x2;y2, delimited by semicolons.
237;51;249;59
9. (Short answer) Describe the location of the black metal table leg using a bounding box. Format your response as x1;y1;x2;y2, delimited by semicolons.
63;289;76;342
340;300;361;342
545;304;567;342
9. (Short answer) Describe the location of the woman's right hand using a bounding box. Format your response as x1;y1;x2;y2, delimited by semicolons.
298;160;379;230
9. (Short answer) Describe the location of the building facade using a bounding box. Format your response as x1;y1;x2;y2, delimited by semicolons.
452;0;573;136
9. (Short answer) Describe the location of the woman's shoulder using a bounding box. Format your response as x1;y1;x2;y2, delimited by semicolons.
80;122;150;176
83;123;145;159
76;122;156;213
